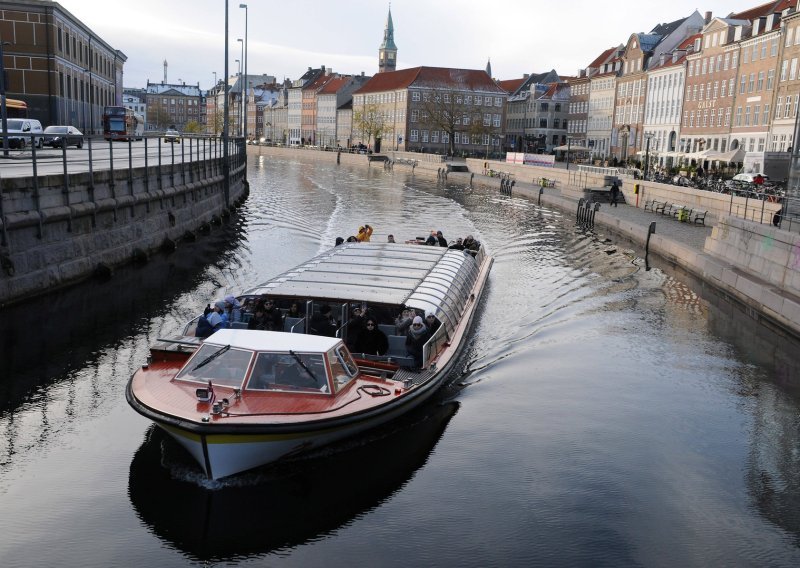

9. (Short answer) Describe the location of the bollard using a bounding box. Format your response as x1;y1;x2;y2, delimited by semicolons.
538;186;544;205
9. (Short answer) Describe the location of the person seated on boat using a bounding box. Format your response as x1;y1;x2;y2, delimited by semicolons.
286;301;303;320
224;295;243;323
310;304;339;337
353;317;389;356
195;309;225;338
395;307;415;335
448;237;465;250
335;236;345;246
425;312;441;336
405;316;431;370
345;305;367;349
425;230;438;246
436;230;448;247
356;224;373;242
212;300;230;328
346;235;358;243
387;234;396;243
463;235;481;254
247;303;271;331
260;298;285;331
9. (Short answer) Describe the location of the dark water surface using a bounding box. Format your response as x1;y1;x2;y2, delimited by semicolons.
2;154;800;567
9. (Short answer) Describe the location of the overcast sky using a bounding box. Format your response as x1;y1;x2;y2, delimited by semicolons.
56;0;765;90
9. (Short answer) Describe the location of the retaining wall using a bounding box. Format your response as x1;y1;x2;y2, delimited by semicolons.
0;156;247;306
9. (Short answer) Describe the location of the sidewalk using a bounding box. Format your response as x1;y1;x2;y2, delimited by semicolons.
465;170;800;339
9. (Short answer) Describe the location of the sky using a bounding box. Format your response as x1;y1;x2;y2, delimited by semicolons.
56;0;769;90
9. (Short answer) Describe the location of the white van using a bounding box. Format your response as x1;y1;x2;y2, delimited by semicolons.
5;118;44;149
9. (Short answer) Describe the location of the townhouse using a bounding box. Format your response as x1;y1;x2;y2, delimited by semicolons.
586;47;622;162
501;71;561;152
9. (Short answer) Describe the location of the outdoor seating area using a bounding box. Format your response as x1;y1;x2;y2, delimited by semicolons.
644;200;707;224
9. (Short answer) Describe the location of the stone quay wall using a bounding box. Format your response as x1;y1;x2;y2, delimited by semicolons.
0;155;247;306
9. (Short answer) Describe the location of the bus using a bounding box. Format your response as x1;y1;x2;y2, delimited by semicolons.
5;98;28;118
102;106;144;141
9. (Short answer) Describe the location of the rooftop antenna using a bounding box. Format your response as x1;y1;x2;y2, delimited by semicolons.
163;59;167;84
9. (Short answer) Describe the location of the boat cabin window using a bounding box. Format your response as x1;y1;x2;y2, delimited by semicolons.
247;352;329;394
176;345;253;388
329;347;358;392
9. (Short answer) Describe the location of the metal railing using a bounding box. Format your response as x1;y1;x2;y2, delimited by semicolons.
1;132;245;184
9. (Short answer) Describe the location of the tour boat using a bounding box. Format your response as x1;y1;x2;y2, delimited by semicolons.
126;241;492;479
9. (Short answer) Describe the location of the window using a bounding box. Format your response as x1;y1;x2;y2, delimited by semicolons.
422;130;428;143
753;105;760;125
721;80;727;98
410;129;419;141
744;106;750;126
495;97;502;106
792;58;799;82
763;104;770;125
539;118;548;128
540;102;549;111
729;78;735;96
474;95;482;105
493;114;501;127
412;91;420;101
732;52;738;68
757;71;764;91
748;73;754;92
786;96;793;119
781;60;788;81
483;113;491;126
411;109;418;122
735;106;742;126
767;69;775;90
431;130;439;143
725;107;731;126
776;96;783;118
740;75;747;94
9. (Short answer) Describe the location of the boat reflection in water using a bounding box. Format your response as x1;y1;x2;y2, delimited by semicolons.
128;399;458;561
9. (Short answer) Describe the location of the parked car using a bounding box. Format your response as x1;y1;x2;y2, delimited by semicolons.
163;129;181;143
5;118;44;149
43;125;84;148
732;172;768;183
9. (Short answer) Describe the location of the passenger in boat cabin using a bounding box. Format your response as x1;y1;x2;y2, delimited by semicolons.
354;318;389;355
260;298;285;331
436;230;448;247
448;237;465;250
405;316;431;370
310;304;338;337
425;231;438;245
425;312;441;335
346;235;358;243
356;224;373;242
387;234;396;243
224;295;243;323
463;235;480;252
346;306;366;349
395;307;415;335
335;236;344;246
287;301;303;319
213;300;230;328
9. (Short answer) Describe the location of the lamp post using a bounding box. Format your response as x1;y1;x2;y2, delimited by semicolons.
566;137;572;170
223;0;230;207
239;3;248;145
212;71;217;135
237;38;243;138
644;132;653;181
235;57;240;136
1;38;12;157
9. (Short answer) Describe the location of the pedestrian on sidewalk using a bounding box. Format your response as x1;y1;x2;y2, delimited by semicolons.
610;180;620;207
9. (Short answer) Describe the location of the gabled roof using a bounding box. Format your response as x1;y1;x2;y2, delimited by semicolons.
588;46;619;69
650;16;688;37
354;67;506;94
497;78;527;93
729;0;784;22
318;76;349;95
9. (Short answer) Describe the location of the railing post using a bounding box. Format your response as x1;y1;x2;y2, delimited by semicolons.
128;137;134;216
30;136;43;238
60;137;72;232
87;135;96;227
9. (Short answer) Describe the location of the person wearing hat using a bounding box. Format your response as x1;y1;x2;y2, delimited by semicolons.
405;315;431;370
224;294;242;323
356;224;373;242
196;303;226;337
213;300;230;329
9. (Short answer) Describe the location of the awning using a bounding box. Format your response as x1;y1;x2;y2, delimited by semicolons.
712;147;746;163
635;149;659;156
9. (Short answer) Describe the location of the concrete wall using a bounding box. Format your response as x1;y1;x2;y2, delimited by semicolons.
0;157;247;306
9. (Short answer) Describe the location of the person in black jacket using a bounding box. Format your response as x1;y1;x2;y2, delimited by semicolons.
310;304;338;337
353;318;389;355
405;316;431;369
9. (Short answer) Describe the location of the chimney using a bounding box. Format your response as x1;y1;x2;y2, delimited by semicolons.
523;73;530;79
704;11;712;24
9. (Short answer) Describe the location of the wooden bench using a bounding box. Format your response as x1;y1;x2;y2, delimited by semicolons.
674;206;692;222
643;199;657;212
655;201;670;215
693;210;708;225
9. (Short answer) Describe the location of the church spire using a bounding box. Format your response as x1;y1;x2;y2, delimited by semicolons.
378;4;397;73
486;58;492;79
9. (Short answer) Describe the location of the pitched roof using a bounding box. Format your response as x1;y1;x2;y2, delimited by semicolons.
650;15;688;37
497;78;527;93
354;66;505;94
318;77;350;95
587;47;618;69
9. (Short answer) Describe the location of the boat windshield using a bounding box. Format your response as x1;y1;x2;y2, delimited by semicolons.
176;344;253;388
246;352;329;394
329;346;358;393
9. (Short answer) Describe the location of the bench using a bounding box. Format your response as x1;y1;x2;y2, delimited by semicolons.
693;210;708;225
655;201;670;215
673;206;692;222
643;199;658;212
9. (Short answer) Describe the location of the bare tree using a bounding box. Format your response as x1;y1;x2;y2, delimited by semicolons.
418;90;490;156
353;103;390;149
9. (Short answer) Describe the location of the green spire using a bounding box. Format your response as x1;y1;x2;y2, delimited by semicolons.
380;6;397;51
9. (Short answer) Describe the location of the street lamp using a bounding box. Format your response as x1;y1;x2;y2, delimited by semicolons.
223;0;230;206
237;38;243;138
1;38;12;157
566;137;572;170
212;71;218;135
239;3;248;145
235;57;240;136
644;132;654;181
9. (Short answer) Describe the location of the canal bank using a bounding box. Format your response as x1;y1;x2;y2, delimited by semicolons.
251;145;800;339
0;139;248;307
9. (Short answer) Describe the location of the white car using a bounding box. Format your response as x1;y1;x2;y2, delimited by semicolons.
163;129;181;143
732;173;768;183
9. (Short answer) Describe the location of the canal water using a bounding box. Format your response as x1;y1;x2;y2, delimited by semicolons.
1;154;800;567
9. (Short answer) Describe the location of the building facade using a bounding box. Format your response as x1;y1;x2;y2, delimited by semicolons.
0;0;125;132
145;81;203;131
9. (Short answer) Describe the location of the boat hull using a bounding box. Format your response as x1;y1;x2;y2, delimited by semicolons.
137;373;445;479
